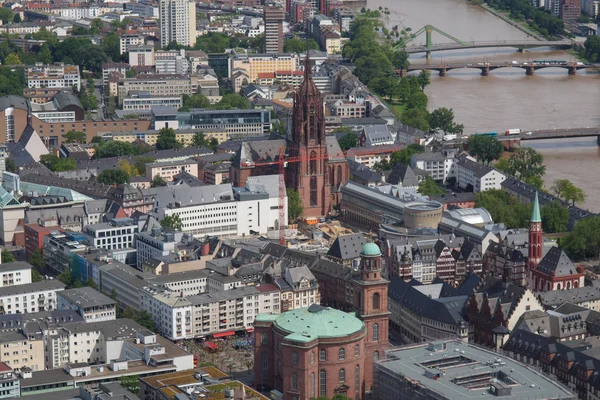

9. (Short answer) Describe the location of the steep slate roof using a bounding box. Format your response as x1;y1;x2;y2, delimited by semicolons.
326;233;364;261
455;153;498;178
53;90;83;110
0;95;29;111
536;246;577;277
8;124;49;167
387;163;420;187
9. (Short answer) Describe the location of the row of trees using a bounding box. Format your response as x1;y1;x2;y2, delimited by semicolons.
486;0;565;36
581;35;600;62
475;190;570;232
181;93;250;111
373;144;425;171
40;154;76;172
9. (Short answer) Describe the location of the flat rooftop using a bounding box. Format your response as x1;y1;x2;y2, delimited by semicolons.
378;341;575;400
57;286;116;308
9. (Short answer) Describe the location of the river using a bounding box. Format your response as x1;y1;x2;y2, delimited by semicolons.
349;0;600;211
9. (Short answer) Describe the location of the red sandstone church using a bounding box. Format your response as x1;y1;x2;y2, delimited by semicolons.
254;241;389;399
230;53;349;219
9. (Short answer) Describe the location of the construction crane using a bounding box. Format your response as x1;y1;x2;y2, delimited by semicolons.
241;144;400;245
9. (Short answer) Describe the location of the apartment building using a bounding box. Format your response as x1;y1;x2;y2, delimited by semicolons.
151;107;271;135
0;281;65;315
230;53;300;82
0;23;40;35
136;227;183;270
26;63;81;91
0;332;44;372
155;49;190;74
119;34;146;55
57;287;117;322
102;63;129;87
122;92;182;112
264;3;285;53
0;362;19;398
0;261;31;288
159;0;196;48
275;266;320;311
117;75;193;105
84;218;138;251
140;284;280;341
455;154;507;192
410;149;457;183
145;159;199;182
128;45;155;67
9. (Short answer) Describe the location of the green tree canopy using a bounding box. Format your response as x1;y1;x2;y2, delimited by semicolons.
133;156;156;175
475;189;532;229
283;36;319;53
338;133;359;151
29;249;45;271
561;216;600;260
40;154;76;172
4;53;21;65
151;175;167;188
155;127;182;150
63;130;87;144
0;9;14;24
541;200;570;233
467;135;504;165
214;93;249;110
428;107;464;135
505;147;546;181
182;93;211;109
161;214;182;230
1;250;15;263
95;141;146;158
551;179;586;206
97;169;130;185
286;188;303;222
417;175;444;197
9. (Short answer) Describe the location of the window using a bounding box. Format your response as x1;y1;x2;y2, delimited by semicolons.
310;372;315;398
374;351;379;361
261;352;268;378
310;351;315;364
373;323;379;342
339;348;345;360
319;370;327;396
373;293;380;310
291;351;298;365
292;372;298;390
355;365;360;398
319;349;327;361
355;344;359;357
339;368;345;382
261;333;268;344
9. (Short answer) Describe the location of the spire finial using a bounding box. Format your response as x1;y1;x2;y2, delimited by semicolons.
531;191;541;223
304;48;311;81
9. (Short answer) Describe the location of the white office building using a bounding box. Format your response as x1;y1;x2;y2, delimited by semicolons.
84;218;138;251
0;261;32;287
0;281;65;315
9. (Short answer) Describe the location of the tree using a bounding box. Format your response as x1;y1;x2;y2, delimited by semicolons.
58;269;74;286
5;158;16;173
110;288;117;301
0;9;14;24
118;375;140;396
193;131;210;147
467;135;504;165
97;169;130;185
214;93;250;110
390;144;425;166
283;36;319;53
1;250;15;263
37;44;52;64
32;270;43;282
122;307;137;319
29;249;45;271
117;160;139;177
541;200;570;233
428;108;464;135
155;127;182;150
561;216;600;260
182;93;211;109
417;70;431;90
4;53;21;65
475;189;532;229
40;154;76;172
286;188;303;222
161;214;182;230
63;130;87;144
505;147;546;181
13;13;21;23
126;68;137;78
84;278;98;290
338;133;358;151
583;35;600;62
95;141;143;158
136;310;156;331
151;175;167;188
551;179;586;206
418;176;444;197
400;108;430;132
133;156;156;175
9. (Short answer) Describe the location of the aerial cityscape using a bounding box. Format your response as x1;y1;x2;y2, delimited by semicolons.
0;0;598;398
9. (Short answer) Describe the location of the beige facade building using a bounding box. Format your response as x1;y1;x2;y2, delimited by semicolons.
0;333;44;371
145;159;199;182
230;53;300;82
117;75;193;105
109;129;228;146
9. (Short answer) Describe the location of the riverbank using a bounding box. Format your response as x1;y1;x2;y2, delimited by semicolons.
478;3;545;40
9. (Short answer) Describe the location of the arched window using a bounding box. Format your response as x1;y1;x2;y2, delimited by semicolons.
355;344;359;357
309;150;317;174
567;281;571;290
310;351;315;364
557;283;562;290
310;372;315;398
337;165;343;186
373;323;379;342
374;351;380;361
373;293;380;310
575;280;579;288
355;365;360;398
339;368;346;382
310;176;318;206
292;373;298;390
309;106;316;141
319;370;327;396
339;348;345;360
547;282;550;291
291;351;298;365
261;352;268;378
319;349;327;361
328;165;333;185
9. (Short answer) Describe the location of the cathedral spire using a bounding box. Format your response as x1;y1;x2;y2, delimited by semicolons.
531;191;541;223
304;49;311;81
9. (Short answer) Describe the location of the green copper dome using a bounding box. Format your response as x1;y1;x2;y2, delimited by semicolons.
264;304;364;343
361;242;381;256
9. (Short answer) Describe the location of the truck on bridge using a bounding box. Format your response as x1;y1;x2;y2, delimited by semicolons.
505;128;521;135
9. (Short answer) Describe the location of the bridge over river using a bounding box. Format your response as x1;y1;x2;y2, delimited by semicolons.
448;128;600;148
406;61;600;76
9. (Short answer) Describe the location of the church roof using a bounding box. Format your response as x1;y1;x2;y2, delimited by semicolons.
361;242;381;256
536;246;578;277
327;233;364;261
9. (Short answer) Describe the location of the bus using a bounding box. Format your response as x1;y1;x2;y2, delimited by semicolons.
472;132;498;137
